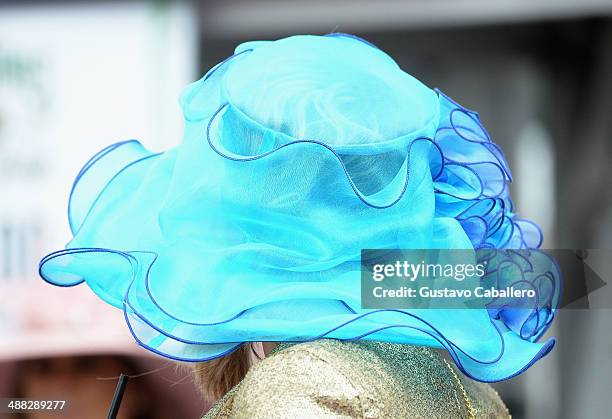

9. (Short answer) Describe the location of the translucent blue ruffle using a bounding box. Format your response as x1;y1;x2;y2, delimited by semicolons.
39;33;558;382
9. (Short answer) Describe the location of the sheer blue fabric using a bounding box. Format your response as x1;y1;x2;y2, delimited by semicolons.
39;34;558;382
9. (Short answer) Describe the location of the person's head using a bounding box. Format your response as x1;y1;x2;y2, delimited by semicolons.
188;34;438;401
40;33;556;403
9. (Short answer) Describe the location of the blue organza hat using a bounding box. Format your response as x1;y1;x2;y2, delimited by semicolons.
39;34;559;382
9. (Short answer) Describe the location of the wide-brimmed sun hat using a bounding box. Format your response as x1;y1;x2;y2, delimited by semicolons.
39;34;559;382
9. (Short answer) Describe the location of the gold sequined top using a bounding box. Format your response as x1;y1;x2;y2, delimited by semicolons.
203;339;510;418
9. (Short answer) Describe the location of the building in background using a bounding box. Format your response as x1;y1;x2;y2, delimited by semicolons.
0;2;204;417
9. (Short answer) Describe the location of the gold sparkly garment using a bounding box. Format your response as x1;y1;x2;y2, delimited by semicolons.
203;340;510;418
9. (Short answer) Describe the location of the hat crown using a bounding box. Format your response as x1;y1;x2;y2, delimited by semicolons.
218;35;439;148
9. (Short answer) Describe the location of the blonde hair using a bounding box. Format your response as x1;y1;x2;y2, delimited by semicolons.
191;343;260;401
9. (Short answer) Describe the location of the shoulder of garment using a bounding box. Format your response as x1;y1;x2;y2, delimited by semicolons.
204;339;510;419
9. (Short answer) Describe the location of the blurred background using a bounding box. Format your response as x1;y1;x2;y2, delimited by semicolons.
0;1;611;418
